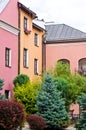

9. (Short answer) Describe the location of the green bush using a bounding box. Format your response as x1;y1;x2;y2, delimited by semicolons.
0;78;5;100
13;74;30;87
26;114;46;130
0;101;25;130
36;74;70;129
14;77;41;114
76;94;86;130
48;61;86;111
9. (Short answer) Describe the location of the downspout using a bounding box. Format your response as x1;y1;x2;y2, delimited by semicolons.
42;31;46;73
18;4;20;74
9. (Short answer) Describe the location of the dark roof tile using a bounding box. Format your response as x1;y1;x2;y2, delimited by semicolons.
45;24;86;42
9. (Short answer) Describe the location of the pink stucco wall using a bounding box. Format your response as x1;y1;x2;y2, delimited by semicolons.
0;0;18;28
0;27;18;98
45;42;86;73
70;103;79;115
0;0;18;98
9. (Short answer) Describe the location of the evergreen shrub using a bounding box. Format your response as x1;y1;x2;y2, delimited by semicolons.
0;78;5;100
75;94;86;130
26;114;46;130
36;74;70;129
13;74;30;87
0;101;25;130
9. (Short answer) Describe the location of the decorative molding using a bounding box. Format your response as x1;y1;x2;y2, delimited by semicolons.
0;20;19;35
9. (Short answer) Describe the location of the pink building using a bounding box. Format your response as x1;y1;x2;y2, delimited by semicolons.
0;0;19;99
44;23;86;75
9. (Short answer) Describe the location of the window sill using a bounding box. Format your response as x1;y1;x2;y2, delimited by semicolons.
34;44;39;47
5;65;11;68
34;72;38;75
24;66;29;69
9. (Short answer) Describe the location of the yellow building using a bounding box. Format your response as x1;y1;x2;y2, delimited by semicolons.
18;2;45;80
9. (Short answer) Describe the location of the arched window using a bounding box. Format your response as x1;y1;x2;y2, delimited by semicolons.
58;59;70;64
78;58;86;76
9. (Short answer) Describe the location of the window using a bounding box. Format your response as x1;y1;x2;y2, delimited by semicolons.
23;48;28;68
5;48;11;67
34;33;39;46
5;90;10;99
34;59;38;75
24;17;28;29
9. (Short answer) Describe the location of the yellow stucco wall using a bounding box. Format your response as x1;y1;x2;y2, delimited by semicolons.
19;9;44;80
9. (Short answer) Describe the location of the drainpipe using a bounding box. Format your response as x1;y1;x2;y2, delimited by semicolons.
18;4;20;75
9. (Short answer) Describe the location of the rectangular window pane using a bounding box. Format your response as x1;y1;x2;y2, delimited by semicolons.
24;17;27;29
23;48;28;68
5;48;11;67
34;59;38;75
5;90;10;99
34;33;38;46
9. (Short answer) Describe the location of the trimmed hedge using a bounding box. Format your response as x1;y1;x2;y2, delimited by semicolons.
26;114;46;130
0;101;25;130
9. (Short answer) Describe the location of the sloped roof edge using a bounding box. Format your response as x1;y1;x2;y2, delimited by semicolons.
45;24;86;42
46;38;86;44
18;2;37;19
33;22;45;31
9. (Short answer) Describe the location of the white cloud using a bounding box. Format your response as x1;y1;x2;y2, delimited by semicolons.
19;0;86;32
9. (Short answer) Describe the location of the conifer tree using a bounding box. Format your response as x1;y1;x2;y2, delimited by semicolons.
36;74;69;129
0;79;5;100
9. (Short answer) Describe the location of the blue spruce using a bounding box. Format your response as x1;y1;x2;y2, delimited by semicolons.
36;74;69;129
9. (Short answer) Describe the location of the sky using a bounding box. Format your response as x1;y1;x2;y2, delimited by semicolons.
19;0;86;32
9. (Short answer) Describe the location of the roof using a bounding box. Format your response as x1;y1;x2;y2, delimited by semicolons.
33;23;45;31
18;2;37;19
33;19;45;31
45;24;86;43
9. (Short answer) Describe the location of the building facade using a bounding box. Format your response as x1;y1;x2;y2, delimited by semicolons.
44;24;86;75
18;3;45;80
1;1;86;101
0;0;19;99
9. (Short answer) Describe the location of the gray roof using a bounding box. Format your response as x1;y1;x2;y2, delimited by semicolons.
45;24;86;42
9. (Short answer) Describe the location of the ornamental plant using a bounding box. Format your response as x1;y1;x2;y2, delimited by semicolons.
14;76;41;114
36;74;70;129
13;74;30;87
76;94;86;130
0;78;5;100
24;28;31;34
26;114;46;130
0;101;25;130
49;61;86;111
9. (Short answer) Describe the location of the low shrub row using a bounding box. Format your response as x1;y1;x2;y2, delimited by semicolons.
0;100;70;130
0;100;46;130
26;114;46;130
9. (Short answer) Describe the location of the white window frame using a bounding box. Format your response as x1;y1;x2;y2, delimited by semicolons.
5;48;12;67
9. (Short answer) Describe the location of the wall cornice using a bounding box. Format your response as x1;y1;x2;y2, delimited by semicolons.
0;20;19;35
